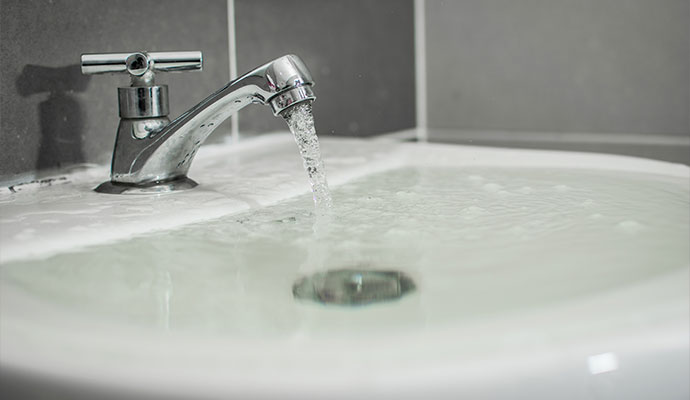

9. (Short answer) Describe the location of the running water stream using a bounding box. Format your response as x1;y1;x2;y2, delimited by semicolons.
282;101;415;305
282;102;333;214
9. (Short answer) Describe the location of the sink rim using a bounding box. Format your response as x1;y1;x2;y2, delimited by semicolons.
1;133;687;265
1;133;688;398
1;267;687;398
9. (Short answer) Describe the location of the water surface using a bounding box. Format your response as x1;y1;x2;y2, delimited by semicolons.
2;167;688;336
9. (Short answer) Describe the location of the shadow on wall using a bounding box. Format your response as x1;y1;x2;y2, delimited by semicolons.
16;64;91;171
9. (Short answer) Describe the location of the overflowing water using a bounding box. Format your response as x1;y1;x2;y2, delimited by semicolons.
282;102;333;213
2;166;687;334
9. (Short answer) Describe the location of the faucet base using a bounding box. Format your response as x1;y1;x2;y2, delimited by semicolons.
94;177;198;195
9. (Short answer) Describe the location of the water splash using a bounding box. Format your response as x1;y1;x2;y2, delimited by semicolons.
283;102;333;213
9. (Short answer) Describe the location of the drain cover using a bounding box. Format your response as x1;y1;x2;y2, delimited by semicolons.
292;268;415;306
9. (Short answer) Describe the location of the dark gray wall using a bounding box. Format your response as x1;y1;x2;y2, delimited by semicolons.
0;0;229;182
425;0;690;136
234;0;416;137
6;0;684;180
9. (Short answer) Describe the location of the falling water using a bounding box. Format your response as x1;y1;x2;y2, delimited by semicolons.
282;100;334;290
283;101;333;214
282;102;417;305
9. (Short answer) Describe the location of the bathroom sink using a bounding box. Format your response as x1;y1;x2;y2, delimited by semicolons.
1;133;688;399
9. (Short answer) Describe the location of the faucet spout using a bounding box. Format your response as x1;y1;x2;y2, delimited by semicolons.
98;54;315;193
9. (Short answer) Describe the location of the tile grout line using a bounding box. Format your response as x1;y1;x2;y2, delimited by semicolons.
227;0;239;143
414;0;428;142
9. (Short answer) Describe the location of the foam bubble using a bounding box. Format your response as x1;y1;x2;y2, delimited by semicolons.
616;220;644;234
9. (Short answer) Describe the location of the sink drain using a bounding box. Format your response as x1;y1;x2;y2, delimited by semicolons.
292;268;416;306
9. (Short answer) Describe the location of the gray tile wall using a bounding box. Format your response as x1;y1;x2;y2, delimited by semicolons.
234;0;416;137
425;0;690;137
6;0;685;180
0;0;230;182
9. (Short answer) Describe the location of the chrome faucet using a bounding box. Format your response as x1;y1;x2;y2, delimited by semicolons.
81;51;315;194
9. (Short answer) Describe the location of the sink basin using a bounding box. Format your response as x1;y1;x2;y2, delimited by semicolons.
1;133;688;399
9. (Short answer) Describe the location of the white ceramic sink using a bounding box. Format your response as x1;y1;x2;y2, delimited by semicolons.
1;133;688;399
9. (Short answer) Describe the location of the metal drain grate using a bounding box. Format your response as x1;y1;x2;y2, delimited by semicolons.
292;268;416;306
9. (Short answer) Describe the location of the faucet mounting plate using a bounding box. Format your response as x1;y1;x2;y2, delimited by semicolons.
94;176;198;195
